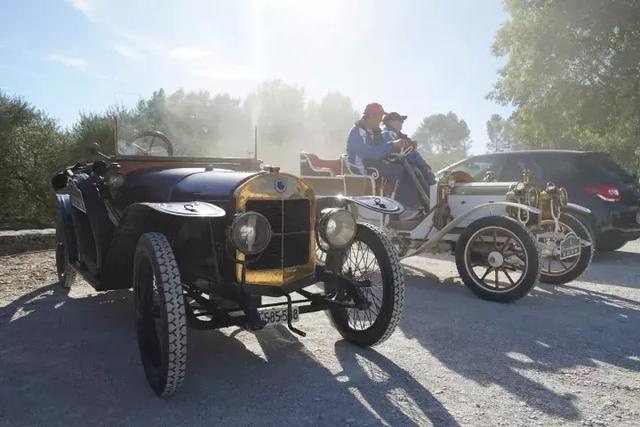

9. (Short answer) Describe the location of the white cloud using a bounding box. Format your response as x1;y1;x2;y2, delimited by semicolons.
112;43;140;60
170;46;213;61
66;0;97;20
47;53;88;71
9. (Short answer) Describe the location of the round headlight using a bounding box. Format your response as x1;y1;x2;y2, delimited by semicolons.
230;212;272;254
319;208;357;248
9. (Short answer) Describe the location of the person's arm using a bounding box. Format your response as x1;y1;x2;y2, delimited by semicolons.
348;128;394;161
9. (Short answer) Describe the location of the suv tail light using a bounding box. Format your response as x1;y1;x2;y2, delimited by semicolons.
584;183;621;202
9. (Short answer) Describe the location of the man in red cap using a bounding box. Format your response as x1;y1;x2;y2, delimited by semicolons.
345;103;416;208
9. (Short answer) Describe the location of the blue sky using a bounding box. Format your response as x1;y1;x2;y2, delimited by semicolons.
0;0;512;154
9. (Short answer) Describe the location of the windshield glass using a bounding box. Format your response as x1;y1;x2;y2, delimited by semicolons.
113;109;256;159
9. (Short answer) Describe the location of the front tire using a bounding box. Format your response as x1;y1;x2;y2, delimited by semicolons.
325;223;405;347
455;216;540;302
134;232;187;397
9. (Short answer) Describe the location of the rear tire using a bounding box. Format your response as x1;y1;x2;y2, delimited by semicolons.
55;213;76;288
571;213;597;248
537;213;594;284
455;216;540;302
134;232;187;397
325;223;405;346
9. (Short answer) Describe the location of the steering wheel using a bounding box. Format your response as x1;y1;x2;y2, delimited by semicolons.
386;144;415;162
129;131;174;156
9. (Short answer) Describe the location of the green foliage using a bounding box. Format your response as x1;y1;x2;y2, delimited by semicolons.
306;92;359;158
412;112;471;155
0;83;360;227
491;0;640;171
244;80;306;145
486;114;518;152
0;92;74;228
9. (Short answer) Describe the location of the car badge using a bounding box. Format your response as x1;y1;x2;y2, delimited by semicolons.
274;179;287;193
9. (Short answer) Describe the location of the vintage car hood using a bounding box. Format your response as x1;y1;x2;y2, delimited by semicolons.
121;167;260;204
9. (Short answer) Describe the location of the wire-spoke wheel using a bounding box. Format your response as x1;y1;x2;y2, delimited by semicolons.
534;213;593;284
455;216;540;302
325;223;405;346
134;232;187;397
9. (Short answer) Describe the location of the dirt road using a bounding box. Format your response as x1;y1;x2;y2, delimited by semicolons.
1;242;639;426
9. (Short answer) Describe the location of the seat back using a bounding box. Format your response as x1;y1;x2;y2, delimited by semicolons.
300;152;343;176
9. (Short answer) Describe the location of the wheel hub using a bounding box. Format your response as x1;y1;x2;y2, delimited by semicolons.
487;251;504;268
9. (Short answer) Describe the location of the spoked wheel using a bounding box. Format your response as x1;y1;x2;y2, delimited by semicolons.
533;213;593;284
133;232;187;397
455;216;540;302
55;213;76;288
325;223;405;346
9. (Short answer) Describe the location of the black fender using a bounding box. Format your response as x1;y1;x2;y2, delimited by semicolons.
55;194;78;264
99;201;226;290
316;195;404;216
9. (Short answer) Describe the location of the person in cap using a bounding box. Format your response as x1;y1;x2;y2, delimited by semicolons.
345;103;418;209
381;112;436;189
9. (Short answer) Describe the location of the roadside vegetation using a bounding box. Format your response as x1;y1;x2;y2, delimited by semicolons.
1;0;638;228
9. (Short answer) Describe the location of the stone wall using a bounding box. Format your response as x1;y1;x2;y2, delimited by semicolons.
0;229;56;255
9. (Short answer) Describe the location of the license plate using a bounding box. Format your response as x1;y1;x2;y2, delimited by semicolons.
560;232;581;259
259;306;299;326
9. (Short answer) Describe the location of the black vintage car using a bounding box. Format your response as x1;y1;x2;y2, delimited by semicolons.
51;130;405;397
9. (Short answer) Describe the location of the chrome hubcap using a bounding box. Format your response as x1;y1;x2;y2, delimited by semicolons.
487;251;504;268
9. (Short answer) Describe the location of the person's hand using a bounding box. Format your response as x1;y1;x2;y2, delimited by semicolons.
392;139;407;151
399;138;416;153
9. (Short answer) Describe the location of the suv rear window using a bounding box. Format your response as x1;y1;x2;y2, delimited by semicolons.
580;155;633;182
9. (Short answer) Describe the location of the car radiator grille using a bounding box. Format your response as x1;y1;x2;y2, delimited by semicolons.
245;199;311;270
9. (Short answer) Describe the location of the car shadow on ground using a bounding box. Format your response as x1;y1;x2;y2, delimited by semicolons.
585;249;640;288
0;282;455;426
400;265;640;422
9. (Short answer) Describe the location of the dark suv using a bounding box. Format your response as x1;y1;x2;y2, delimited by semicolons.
443;150;640;251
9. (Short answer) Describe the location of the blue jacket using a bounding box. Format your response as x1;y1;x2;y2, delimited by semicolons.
346;123;393;173
381;124;429;169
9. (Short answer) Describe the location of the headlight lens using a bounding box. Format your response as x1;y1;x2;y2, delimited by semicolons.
319;208;357;248
231;212;272;254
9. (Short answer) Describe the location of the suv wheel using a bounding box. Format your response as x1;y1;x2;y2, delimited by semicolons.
595;233;628;252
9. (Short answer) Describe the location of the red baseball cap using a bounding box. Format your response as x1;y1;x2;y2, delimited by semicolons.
363;102;386;116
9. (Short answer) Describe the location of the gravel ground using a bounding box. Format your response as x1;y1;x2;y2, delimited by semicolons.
1;242;639;426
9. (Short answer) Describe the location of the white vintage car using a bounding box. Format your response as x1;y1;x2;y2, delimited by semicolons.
301;149;593;303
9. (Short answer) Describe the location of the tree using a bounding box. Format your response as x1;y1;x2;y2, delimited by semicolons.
244;80;306;145
243;80;306;171
0;92;73;227
491;0;640;171
412;112;471;155
305;92;358;157
412;112;472;171
486;114;517;153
